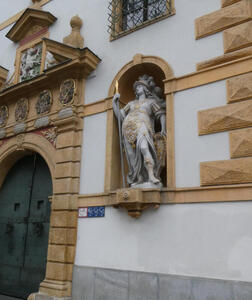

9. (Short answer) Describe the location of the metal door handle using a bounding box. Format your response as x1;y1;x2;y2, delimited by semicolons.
33;222;43;236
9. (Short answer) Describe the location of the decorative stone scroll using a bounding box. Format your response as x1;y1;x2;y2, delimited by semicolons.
36;90;52;115
0;105;8;127
198;100;252;135
59;79;75;106
226;72;252;103
15;98;29;122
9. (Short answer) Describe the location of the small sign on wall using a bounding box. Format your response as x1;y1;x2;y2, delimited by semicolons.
78;206;105;218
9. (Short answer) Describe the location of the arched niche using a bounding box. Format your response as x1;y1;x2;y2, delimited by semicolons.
105;54;175;191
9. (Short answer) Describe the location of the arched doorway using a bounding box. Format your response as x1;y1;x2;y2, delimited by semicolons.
0;153;52;299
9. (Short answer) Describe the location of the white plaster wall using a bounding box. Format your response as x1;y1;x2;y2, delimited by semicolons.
80;113;107;194
0;1;30;23
75;202;252;282
44;0;223;104
0;1;30;76
174;80;229;187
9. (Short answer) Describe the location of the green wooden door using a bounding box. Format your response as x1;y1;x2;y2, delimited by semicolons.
0;154;52;299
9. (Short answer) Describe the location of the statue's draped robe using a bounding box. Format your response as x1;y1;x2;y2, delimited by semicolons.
121;98;165;185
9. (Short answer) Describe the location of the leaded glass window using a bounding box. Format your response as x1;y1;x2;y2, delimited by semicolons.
108;0;173;39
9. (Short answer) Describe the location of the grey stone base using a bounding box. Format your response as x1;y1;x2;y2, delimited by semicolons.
31;293;71;300
72;265;252;300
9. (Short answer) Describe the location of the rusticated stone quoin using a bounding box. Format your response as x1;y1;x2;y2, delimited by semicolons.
200;157;252;186
195;0;252;39
229;128;252;158
226;72;252;103
198;100;252;135
223;20;252;53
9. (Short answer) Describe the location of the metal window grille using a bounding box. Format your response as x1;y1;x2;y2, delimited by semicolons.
108;0;172;38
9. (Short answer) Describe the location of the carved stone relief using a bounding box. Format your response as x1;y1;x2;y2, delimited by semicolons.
223;20;252;53
226;72;252;103
16;134;25;151
198;100;252;135
59;79;75;106
15;98;29;122
20;43;42;82
34;127;58;147
0;105;8;127
36;90;52;115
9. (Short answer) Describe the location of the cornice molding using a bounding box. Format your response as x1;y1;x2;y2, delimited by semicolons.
6;8;57;43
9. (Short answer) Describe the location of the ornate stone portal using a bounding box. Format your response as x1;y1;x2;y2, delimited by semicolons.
0;4;101;300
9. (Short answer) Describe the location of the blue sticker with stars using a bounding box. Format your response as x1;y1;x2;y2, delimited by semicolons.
88;206;105;217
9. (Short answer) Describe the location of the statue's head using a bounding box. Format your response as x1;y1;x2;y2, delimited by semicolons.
133;74;154;98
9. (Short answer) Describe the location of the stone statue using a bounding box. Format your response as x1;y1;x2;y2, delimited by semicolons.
45;51;57;69
113;74;166;188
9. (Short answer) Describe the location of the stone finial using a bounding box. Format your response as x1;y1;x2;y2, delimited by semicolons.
31;0;42;9
63;15;84;48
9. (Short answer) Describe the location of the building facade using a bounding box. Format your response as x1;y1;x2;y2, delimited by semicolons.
0;0;252;299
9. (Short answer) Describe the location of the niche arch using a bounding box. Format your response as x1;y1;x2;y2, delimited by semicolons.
105;54;175;191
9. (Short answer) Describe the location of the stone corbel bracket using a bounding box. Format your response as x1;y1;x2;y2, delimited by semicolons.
115;188;161;218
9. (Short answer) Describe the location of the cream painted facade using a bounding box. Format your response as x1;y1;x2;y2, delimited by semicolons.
0;0;252;299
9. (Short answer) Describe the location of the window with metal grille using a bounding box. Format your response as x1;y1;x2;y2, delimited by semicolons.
108;0;174;39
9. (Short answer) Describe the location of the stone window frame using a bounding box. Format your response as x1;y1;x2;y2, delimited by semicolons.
108;0;176;40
